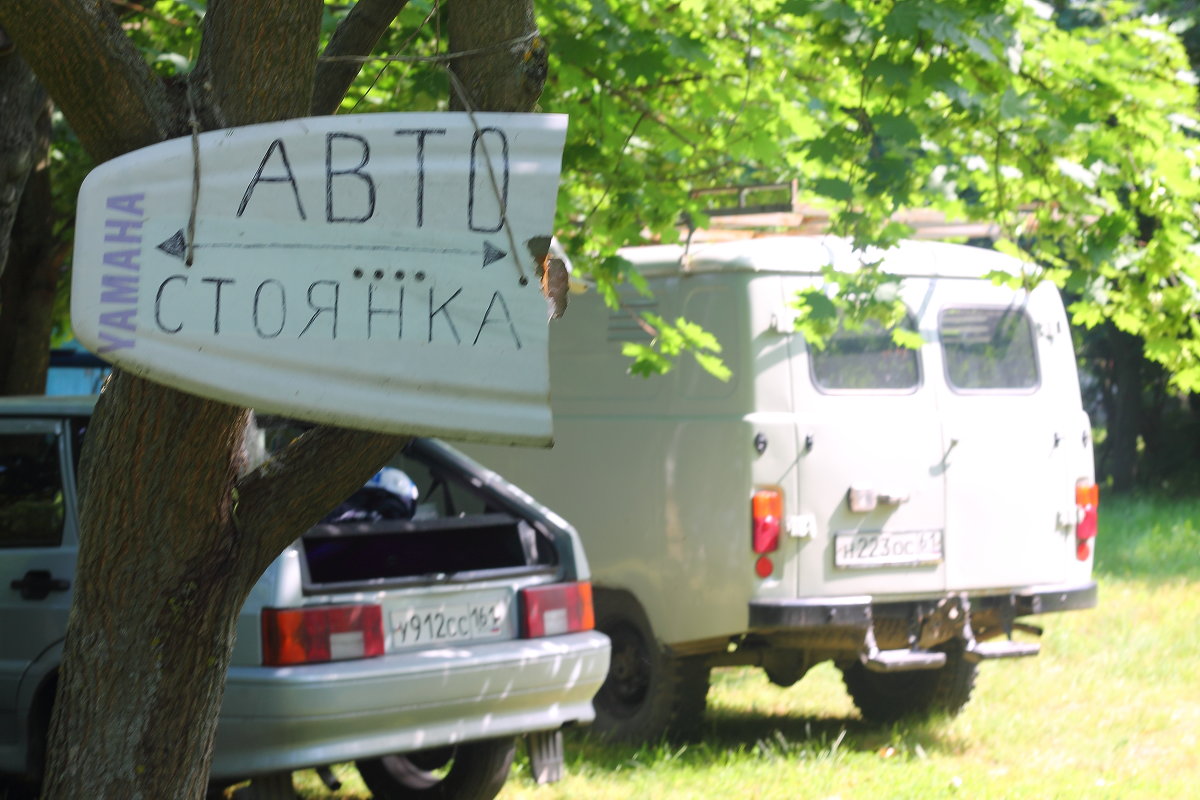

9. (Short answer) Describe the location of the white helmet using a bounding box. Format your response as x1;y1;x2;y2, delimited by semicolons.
365;467;418;504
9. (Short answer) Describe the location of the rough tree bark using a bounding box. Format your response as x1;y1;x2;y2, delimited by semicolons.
0;36;39;274
0;41;58;395
0;2;401;798
0;0;548;797
446;0;548;113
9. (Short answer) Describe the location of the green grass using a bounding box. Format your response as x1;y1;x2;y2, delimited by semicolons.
288;493;1200;800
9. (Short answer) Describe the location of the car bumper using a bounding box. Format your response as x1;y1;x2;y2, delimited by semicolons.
210;630;610;780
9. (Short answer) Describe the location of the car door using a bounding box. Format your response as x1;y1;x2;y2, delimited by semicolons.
0;417;77;748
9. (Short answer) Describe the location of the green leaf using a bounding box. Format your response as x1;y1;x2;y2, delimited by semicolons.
813;177;855;201
621;343;671;377
694;352;733;382
883;3;922;38
674;317;722;353
864;58;917;88
875;112;921;146
792;289;839;321
892;328;925;349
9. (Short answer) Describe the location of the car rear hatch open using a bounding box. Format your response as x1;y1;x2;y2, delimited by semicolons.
285;437;571;655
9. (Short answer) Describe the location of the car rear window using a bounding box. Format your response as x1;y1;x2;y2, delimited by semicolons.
810;318;920;392
939;306;1039;391
295;439;557;591
0;431;66;548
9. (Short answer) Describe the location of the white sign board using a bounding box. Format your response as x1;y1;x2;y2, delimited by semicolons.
71;113;567;445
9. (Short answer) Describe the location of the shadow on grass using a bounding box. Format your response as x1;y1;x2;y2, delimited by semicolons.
559;707;970;774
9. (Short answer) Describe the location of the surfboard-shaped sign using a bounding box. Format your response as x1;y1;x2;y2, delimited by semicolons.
71;113;567;445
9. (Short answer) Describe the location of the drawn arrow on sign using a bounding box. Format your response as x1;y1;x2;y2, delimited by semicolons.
156;229;508;269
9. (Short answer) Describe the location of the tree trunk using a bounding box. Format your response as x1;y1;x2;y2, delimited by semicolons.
0;40;39;276
43;380;257;799
0;55;58;396
0;42;54;396
1100;327;1144;493
0;1;547;796
0;3;402;799
446;0;547;113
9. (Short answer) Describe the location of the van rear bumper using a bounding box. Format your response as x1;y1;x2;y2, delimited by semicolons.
748;581;1098;632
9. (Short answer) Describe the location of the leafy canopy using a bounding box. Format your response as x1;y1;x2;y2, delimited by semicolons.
70;1;1200;386
538;0;1200;385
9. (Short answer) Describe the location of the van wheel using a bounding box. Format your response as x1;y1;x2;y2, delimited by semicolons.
839;642;977;723
355;737;516;800
591;591;710;743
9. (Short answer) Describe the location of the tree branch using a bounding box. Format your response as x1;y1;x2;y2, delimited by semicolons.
0;47;42;280
578;64;698;149
0;0;174;163
447;0;545;112
312;0;410;116
194;0;324;127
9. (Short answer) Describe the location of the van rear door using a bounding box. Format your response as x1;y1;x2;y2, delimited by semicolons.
781;278;949;599
925;280;1080;589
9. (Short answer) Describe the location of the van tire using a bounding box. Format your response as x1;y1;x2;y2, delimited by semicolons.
839;642;977;723
355;737;516;800
590;590;710;743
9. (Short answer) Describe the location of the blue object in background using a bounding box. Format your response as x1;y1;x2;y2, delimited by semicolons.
46;345;109;395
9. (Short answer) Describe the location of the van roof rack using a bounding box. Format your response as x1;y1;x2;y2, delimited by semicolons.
683;182;1006;242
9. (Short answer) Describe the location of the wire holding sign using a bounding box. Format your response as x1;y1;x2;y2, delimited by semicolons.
72;112;568;446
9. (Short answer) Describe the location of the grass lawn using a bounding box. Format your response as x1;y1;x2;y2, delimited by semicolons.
289;494;1200;800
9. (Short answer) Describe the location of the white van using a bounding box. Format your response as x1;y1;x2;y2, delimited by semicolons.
468;235;1098;741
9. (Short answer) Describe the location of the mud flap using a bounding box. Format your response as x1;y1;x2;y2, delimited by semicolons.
526;729;564;785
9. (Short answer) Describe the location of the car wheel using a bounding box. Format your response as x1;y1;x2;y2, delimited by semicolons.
229;771;298;800
590;590;710;743
356;736;517;800
840;642;977;723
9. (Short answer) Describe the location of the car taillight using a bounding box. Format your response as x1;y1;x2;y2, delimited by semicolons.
261;604;385;667
1075;480;1099;561
752;487;783;554
520;581;594;638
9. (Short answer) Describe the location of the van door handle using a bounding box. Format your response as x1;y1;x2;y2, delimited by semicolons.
10;570;70;601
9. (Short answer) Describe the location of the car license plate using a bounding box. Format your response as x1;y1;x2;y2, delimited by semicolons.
387;595;511;650
834;529;943;569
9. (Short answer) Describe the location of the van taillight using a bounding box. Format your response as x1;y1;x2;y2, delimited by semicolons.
520;581;594;638
752;488;783;554
261;604;385;667
1075;480;1099;561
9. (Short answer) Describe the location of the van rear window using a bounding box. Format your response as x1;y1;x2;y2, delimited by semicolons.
939;307;1038;391
810;319;920;392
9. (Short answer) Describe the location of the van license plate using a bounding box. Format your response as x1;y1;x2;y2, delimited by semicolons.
834;530;943;569
388;596;511;650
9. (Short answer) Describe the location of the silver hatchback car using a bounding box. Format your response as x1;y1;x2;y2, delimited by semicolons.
0;395;610;799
